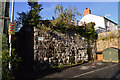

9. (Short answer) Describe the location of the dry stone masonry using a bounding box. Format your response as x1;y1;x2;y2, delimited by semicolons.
34;27;89;69
97;30;120;52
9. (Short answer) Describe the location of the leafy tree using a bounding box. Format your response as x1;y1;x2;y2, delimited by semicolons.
53;3;81;30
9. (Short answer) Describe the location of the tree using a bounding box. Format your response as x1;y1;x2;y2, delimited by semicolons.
85;22;97;61
27;1;43;27
15;0;43;29
53;3;81;30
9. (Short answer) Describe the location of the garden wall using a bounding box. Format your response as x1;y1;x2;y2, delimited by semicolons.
34;27;96;69
97;30;120;52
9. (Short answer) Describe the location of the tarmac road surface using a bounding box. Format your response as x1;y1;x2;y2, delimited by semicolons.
41;61;120;79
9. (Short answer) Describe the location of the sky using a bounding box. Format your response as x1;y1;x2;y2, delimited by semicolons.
9;2;118;24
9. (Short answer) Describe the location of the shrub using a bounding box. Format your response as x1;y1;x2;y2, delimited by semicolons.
2;34;22;80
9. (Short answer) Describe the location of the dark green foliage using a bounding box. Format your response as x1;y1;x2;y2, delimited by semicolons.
2;49;22;80
75;22;97;43
2;34;8;51
2;34;21;80
15;0;43;29
15;12;28;28
27;1;43;27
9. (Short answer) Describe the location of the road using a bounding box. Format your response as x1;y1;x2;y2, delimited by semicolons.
37;61;120;79
74;63;120;79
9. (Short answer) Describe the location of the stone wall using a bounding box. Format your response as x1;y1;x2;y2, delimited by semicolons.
34;27;90;69
97;30;120;52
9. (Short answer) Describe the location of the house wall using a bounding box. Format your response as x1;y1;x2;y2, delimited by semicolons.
105;19;118;31
79;14;118;33
79;14;106;31
0;2;10;35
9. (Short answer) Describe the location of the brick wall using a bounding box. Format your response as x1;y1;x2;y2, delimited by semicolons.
84;8;91;16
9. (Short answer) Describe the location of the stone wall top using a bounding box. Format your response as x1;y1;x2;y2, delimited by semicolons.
98;30;120;40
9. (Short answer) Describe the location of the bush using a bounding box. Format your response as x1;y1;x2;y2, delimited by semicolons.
2;34;22;80
2;49;22;80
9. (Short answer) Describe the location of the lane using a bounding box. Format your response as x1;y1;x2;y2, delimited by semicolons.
43;61;119;78
74;63;120;78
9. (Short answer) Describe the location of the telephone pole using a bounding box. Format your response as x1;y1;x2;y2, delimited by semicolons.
9;0;15;76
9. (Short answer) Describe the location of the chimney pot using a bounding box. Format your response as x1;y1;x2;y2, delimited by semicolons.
84;8;91;16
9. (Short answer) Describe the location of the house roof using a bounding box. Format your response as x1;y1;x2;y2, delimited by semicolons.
102;17;118;25
80;14;117;25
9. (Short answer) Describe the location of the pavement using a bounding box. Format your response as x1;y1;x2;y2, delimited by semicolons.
35;61;120;79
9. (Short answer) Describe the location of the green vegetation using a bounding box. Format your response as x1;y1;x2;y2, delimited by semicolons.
15;2;97;69
2;34;22;80
38;3;97;61
51;4;97;61
98;30;119;41
75;22;97;43
51;3;81;31
38;24;50;32
15;0;43;29
51;4;97;42
2;34;8;51
51;3;97;43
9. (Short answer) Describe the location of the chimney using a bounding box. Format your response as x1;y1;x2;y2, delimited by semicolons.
84;8;91;16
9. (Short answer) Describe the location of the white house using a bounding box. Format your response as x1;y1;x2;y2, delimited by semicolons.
78;8;118;33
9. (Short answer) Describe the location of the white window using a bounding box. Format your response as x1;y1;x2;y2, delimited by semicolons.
107;21;109;26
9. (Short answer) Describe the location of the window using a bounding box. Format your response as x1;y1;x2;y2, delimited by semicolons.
107;21;109;26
